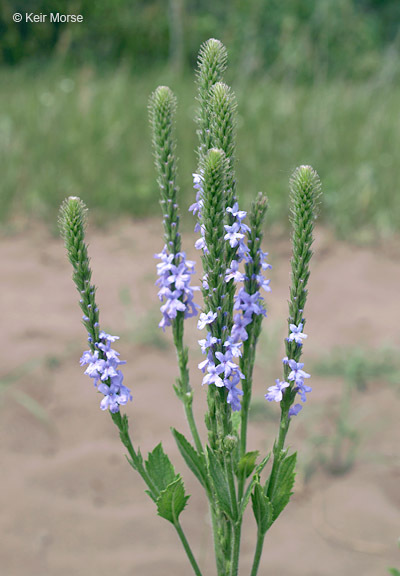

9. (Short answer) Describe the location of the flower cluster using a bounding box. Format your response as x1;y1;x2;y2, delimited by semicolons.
80;331;132;414
265;323;311;417
226;203;271;346
197;312;244;411
155;246;198;330
194;202;272;412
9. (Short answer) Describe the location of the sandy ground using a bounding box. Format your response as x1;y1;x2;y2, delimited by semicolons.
1;219;399;576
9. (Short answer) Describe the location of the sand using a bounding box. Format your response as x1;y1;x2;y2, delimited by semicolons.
1;220;399;575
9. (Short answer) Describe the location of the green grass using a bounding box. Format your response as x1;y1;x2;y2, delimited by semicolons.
1;64;400;240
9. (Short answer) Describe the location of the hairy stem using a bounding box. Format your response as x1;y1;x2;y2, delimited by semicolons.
249;530;265;576
174;520;204;576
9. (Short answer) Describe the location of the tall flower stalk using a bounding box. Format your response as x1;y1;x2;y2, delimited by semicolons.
59;39;321;576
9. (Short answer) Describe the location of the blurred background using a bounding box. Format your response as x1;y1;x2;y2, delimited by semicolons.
1;1;400;575
1;0;400;238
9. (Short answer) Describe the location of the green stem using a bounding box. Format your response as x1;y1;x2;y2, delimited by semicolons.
210;502;226;575
173;316;203;454
111;411;159;497
268;405;290;499
230;522;241;576
226;452;239;521
174;520;203;576
238;334;257;501
250;530;265;576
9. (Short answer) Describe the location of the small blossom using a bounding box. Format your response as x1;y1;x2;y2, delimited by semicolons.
288;403;303;417
215;350;238;378
225;260;246;283
224;222;245;248
225;374;244;411
288;322;308;345
226;202;247;222
198;333;218;354
202;363;224;387
223;339;243;357
235;288;265;318
197;311;217;330
259;250;272;271
296;381;312;402
265;379;290;402
256;275;271;292
287;359;311;384
231;313;252;342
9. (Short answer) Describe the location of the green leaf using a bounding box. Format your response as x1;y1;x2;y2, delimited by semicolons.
237;451;259;479
239;453;270;518
251;482;273;535
267;452;297;522
388;569;400;576
145;443;176;499
156;476;190;524
207;447;235;520
172;429;207;488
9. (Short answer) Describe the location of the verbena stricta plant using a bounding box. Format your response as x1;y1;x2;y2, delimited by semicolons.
59;38;321;576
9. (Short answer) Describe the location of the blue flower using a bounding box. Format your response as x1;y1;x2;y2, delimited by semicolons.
224;222;245;248
155;245;198;331
287;359;311;384
225;374;244;412
226;202;247;222
202;363;225;387
198;332;218;354
225;260;246;283
223;339;242;358
265;379;290;402
288;322;308;345
288;403;302;417
215;350;238;378
81;332;132;413
197;311;218;330
234;288;265;318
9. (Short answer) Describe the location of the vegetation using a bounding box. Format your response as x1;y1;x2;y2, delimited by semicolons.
1;1;400;239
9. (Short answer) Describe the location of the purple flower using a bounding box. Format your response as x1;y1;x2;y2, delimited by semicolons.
225;260;246;283
225;374;244;411
237;241;251;263
195;234;206;252
296;381;312;402
231;313;252;342
202;363;224;387
265;379;290;402
288;322;308;345
287;359;311;384
80;350;99;366
288;403;303;417
226;202;247;222
98;383;132;414
197;311;217;330
215;350;238;378
155;246;198;330
198;333;218;354
259;250;272;271
81;333;132;413
160;288;186;319
223;339;242;358
256;275;271;292
192;172;203;192
224;222;245;248
235;288;265;318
